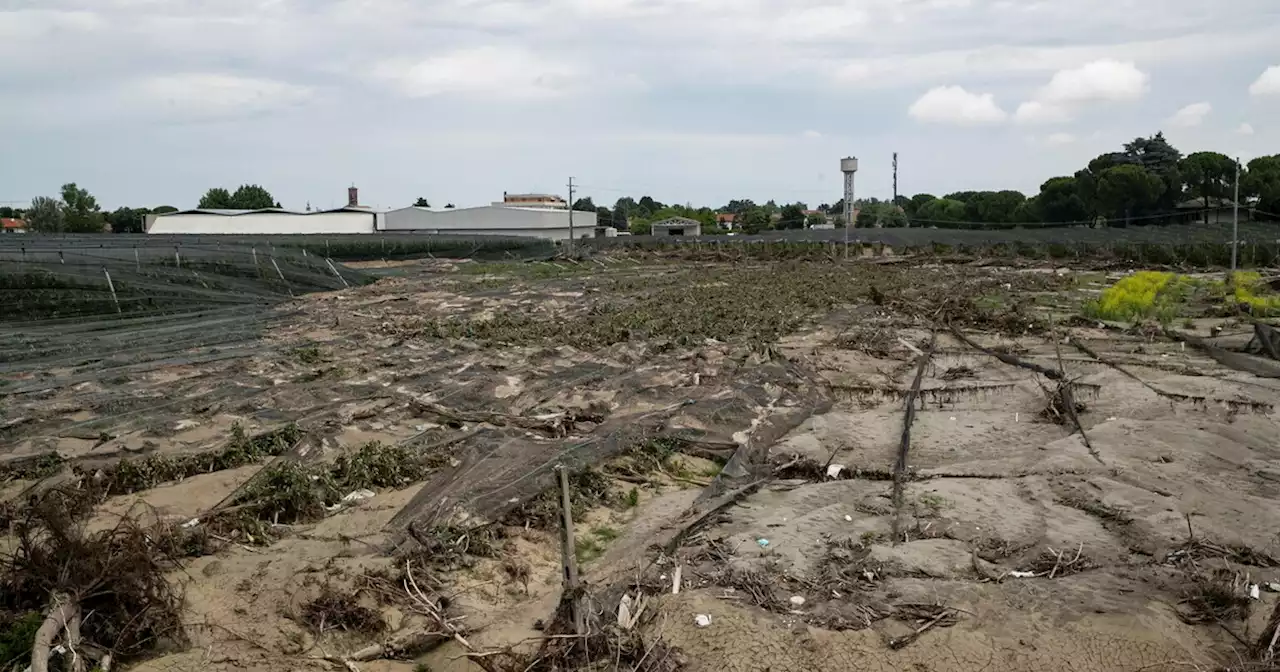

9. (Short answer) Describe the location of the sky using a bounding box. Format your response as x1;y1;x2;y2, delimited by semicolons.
1;0;1279;212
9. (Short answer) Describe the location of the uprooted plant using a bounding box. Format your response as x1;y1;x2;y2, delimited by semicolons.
0;495;187;672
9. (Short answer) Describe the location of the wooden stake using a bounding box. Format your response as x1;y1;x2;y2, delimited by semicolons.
558;466;585;634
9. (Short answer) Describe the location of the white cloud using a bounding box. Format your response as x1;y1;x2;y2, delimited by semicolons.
1037;59;1149;104
908;86;1007;126
1238;123;1255;136
1013;59;1148;126
1250;65;1280;96
372;46;582;100
1045;132;1077;146
1014;100;1073;125
801;130;823;139
129;73;314;118
1167;101;1211;128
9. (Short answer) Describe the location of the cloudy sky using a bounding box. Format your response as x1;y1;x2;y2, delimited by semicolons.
1;0;1278;212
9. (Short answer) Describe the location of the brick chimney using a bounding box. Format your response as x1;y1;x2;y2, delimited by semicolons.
347;185;359;207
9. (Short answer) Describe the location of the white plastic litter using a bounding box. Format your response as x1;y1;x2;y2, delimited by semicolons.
844;515;853;522
1267;583;1280;593
694;614;712;628
826;464;845;479
1250;584;1261;600
182;518;200;529
1009;571;1037;578
789;596;806;606
326;489;376;512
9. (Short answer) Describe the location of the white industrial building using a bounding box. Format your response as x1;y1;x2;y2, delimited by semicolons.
146;206;381;235
146;187;598;240
383;205;597;241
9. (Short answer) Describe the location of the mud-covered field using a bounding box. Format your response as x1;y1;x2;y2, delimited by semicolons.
2;255;1279;672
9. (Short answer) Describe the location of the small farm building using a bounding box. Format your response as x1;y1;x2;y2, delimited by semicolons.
651;217;702;237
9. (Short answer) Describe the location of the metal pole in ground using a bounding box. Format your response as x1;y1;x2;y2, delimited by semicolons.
1232;157;1241;272
103;267;121;313
567;176;576;253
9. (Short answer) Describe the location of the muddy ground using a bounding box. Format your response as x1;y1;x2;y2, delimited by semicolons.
2;256;1279;672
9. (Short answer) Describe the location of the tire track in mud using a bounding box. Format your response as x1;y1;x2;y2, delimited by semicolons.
891;331;936;543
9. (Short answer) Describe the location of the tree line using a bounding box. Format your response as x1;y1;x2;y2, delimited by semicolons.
1;184;178;234
579;133;1279;234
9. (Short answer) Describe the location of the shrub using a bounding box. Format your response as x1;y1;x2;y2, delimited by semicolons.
1082;271;1192;324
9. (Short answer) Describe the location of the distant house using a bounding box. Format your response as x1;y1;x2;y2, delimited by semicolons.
1;218;26;233
651;217;702;237
1176;197;1243;225
496;192;568;209
715;213;736;230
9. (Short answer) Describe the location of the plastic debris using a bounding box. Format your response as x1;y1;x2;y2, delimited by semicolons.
1266;583;1280;593
1250;584;1261;600
826;464;845;479
694;614;712;628
844;515;853;522
182;518;200;529
326;489;376;512
789;596;806;606
757;538;770;548
1009;571;1037;578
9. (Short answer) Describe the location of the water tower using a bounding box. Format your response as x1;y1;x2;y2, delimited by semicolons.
840;157;858;227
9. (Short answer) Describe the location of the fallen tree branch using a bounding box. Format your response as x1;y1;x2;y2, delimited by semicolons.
948;325;1063;380
32;596;80;672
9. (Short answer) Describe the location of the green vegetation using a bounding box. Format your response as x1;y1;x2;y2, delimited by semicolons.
292;344;324;364
0;611;42;670
1083;270;1280;324
1228;271;1280;316
1083;271;1190;324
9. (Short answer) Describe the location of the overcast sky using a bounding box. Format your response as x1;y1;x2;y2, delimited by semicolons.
1;0;1278;211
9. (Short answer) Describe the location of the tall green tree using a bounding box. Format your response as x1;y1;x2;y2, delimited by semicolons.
26;196;65;233
107;207;147;233
152;205;178;214
1243;155;1280;218
60;183;105;233
572;197;595;211
230;184;277;209
738;207;770;234
777;203;806;230
414;197;431;207
1179;152;1238;223
965;190;1026;223
805;213;828;228
1096;164;1165;224
905;194;936;217
1122;132;1183;211
916;198;967;224
199;188;234;209
1036;177;1089;223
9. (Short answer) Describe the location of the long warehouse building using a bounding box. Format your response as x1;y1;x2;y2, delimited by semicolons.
147;187;601;240
382;205;597;241
146;207;381;235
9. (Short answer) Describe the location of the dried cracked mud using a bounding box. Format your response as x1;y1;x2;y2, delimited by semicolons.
3;256;1279;672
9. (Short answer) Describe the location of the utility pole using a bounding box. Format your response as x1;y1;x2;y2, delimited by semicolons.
1231;158;1240;272
567;177;576;249
892;152;898;205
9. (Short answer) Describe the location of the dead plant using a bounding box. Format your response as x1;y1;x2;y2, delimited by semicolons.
0;495;186;672
1178;567;1252;625
300;585;386;636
